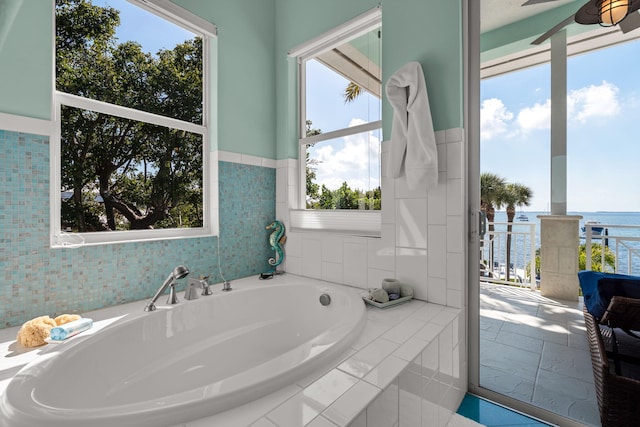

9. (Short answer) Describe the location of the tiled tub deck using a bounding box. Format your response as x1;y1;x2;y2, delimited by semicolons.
0;274;465;426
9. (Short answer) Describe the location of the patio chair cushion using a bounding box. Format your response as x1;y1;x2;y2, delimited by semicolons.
578;271;640;320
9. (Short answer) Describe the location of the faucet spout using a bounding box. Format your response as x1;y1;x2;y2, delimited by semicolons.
184;278;201;300
144;265;189;311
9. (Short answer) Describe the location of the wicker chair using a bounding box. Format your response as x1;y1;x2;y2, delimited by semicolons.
584;298;640;427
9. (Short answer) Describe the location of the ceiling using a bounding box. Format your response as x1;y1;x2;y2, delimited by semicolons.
481;0;575;33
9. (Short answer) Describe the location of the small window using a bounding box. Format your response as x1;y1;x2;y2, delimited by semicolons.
297;10;382;212
53;0;214;246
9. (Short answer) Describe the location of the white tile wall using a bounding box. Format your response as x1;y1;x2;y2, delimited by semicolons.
343;238;369;289
395;248;429;300
366;381;399;427
397;198;428;248
302;235;323;279
275;127;466;311
427;172;448;225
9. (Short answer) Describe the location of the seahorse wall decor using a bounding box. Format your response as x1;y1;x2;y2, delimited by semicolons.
266;220;287;269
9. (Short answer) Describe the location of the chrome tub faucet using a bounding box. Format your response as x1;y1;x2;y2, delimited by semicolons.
144;265;190;311
184;276;213;300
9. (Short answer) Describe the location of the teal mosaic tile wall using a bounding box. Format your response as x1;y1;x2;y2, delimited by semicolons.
0;130;276;328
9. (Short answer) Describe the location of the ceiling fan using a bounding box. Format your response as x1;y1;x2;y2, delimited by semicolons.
525;0;640;45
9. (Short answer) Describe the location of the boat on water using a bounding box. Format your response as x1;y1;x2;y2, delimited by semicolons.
581;220;605;235
516;213;529;221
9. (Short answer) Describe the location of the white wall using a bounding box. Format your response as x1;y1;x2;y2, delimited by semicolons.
276;127;466;310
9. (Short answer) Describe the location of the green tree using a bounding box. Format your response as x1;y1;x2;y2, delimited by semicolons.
480;172;507;271
480;172;507;227
305;120;321;208
318;184;335;209
525;247;541;282
579;243;616;272
503;182;533;281
56;0;203;231
364;187;382;210
344;82;362;103
527;244;616;287
334;182;360;209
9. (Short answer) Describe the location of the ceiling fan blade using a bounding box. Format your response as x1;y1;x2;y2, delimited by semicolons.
522;0;562;5
620;11;640;33
531;15;576;45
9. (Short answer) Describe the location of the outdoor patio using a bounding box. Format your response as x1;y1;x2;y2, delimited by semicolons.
479;282;600;427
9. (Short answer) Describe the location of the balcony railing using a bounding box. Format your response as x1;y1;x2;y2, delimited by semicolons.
480;221;537;289
584;223;640;275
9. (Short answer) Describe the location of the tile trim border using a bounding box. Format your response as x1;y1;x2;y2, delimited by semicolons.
0;112;53;136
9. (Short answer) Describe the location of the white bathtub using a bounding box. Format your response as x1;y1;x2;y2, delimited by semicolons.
0;278;366;427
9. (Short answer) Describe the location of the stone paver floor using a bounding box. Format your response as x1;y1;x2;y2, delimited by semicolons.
480;283;600;427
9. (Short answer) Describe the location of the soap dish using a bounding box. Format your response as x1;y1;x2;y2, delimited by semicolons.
362;295;413;308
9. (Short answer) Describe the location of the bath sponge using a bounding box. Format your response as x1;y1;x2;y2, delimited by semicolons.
369;288;389;303
54;313;81;326
16;316;56;348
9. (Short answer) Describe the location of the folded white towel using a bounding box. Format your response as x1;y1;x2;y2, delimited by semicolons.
386;61;438;190
49;318;93;341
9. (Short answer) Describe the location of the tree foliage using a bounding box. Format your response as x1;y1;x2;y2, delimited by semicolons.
526;244;616;283
343;82;362;103
579;243;616;272
305;120;321;206
480;172;507;226
480;173;533;281
56;0;203;231
503;182;533;281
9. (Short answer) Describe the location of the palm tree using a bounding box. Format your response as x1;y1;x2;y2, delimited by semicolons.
480;172;507;225
480;173;507;275
503;182;533;282
344;82;362;103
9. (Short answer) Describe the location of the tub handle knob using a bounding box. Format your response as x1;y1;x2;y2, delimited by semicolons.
201;276;213;296
202;282;213;296
319;293;331;306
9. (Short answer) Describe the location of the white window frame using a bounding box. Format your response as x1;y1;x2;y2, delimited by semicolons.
51;0;217;247
289;6;382;237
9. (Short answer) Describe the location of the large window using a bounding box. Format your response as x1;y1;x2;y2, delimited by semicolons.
52;0;215;246
296;9;382;213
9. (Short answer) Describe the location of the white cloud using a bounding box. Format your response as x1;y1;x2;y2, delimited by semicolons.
514;81;621;133
517;99;551;132
480;98;513;140
568;80;620;123
310;118;381;191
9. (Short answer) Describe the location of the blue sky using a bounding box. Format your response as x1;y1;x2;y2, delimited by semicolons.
481;39;640;212
93;0;194;54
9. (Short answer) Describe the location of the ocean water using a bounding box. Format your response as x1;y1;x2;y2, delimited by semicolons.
487;211;640;276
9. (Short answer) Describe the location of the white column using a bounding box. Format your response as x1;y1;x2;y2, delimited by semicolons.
538;215;582;301
550;30;567;215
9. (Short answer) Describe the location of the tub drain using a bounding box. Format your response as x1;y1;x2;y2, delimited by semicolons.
319;293;331;306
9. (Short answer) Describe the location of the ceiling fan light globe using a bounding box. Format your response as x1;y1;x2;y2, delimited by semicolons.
598;0;630;26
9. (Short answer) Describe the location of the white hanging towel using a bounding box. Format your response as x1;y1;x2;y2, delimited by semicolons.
386;61;438;190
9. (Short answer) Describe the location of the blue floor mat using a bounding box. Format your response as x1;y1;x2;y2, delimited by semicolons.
457;394;553;427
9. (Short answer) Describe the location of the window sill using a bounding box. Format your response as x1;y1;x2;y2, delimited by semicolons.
290;210;381;237
51;227;216;248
